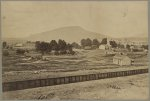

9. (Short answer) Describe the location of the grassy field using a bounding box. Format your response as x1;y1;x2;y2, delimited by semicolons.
2;49;148;82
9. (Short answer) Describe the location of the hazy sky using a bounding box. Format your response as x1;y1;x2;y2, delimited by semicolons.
1;1;148;38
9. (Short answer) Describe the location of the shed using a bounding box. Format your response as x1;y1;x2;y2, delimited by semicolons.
113;54;131;66
99;44;111;50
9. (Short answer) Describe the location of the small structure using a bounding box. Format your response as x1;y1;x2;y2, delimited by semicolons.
113;53;131;66
99;44;111;50
99;44;106;50
15;43;23;47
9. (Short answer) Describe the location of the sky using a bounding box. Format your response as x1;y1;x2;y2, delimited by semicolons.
1;1;148;38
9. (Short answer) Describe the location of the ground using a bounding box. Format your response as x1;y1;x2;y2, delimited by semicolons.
3;74;149;100
2;49;148;82
2;49;149;100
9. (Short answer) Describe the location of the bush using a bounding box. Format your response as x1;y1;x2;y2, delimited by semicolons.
54;51;59;55
16;49;26;55
70;51;75;55
60;50;67;55
3;50;9;56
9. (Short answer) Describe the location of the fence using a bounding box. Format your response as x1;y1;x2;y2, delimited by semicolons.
3;68;148;92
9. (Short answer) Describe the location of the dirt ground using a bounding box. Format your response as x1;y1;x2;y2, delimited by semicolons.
3;74;149;100
2;49;148;82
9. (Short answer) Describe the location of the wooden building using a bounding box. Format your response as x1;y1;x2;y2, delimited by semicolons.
113;53;131;66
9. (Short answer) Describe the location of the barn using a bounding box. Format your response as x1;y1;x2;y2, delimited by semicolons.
113;53;131;66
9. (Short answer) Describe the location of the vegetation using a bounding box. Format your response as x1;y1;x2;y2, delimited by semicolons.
142;45;148;50
100;38;107;45
3;49;9;56
126;44;131;51
109;41;117;48
3;41;7;49
16;49;26;55
81;38;100;48
35;39;75;55
71;42;81;49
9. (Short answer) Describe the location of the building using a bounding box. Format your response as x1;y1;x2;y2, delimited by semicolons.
99;38;111;50
99;44;111;50
13;42;35;50
113;53;131;66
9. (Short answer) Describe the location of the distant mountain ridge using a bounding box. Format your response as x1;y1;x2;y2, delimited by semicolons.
26;26;106;43
3;26;148;44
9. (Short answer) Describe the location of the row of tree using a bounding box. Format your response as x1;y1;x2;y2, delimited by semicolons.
80;38;118;48
35;39;75;55
81;38;100;48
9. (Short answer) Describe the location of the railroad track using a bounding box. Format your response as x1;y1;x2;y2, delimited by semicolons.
3;68;148;92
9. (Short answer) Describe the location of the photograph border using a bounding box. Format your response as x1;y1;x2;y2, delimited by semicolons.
0;0;149;101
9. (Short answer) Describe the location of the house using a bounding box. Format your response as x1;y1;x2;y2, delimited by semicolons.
99;44;111;50
99;38;111;50
99;44;106;50
15;43;23;47
13;42;35;50
113;53;131;66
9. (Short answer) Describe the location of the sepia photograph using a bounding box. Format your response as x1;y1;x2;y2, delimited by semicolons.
1;0;149;100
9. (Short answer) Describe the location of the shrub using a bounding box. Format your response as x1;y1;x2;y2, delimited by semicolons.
69;51;75;55
16;49;26;55
54;51;59;55
3;50;9;56
60;50;67;55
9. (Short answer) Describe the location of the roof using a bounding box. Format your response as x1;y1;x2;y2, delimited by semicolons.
113;54;130;60
15;43;23;47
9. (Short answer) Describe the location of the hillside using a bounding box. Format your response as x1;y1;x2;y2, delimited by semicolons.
26;26;106;43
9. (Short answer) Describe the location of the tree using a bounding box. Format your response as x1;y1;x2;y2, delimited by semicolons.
50;40;58;51
142;45;148;50
126;44;130;51
40;42;50;54
92;39;100;47
86;38;92;46
81;39;86;47
71;42;81;49
3;41;7;49
35;41;41;51
110;41;117;48
3;50;9;56
66;43;73;51
101;38;107;44
16;49;26;55
117;43;124;49
58;39;67;51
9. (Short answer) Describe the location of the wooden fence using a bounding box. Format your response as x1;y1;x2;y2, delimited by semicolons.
3;68;148;92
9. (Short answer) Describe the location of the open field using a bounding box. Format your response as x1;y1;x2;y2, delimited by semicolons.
3;74;149;100
2;49;148;82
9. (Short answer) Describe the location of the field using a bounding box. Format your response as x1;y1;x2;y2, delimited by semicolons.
2;49;148;82
2;49;149;100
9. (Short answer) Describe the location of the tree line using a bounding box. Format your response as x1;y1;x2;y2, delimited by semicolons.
80;38;118;48
35;39;75;55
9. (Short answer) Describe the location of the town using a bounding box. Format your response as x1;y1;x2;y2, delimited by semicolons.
2;0;148;100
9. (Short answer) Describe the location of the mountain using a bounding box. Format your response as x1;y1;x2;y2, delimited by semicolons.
26;26;106;43
114;37;148;42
